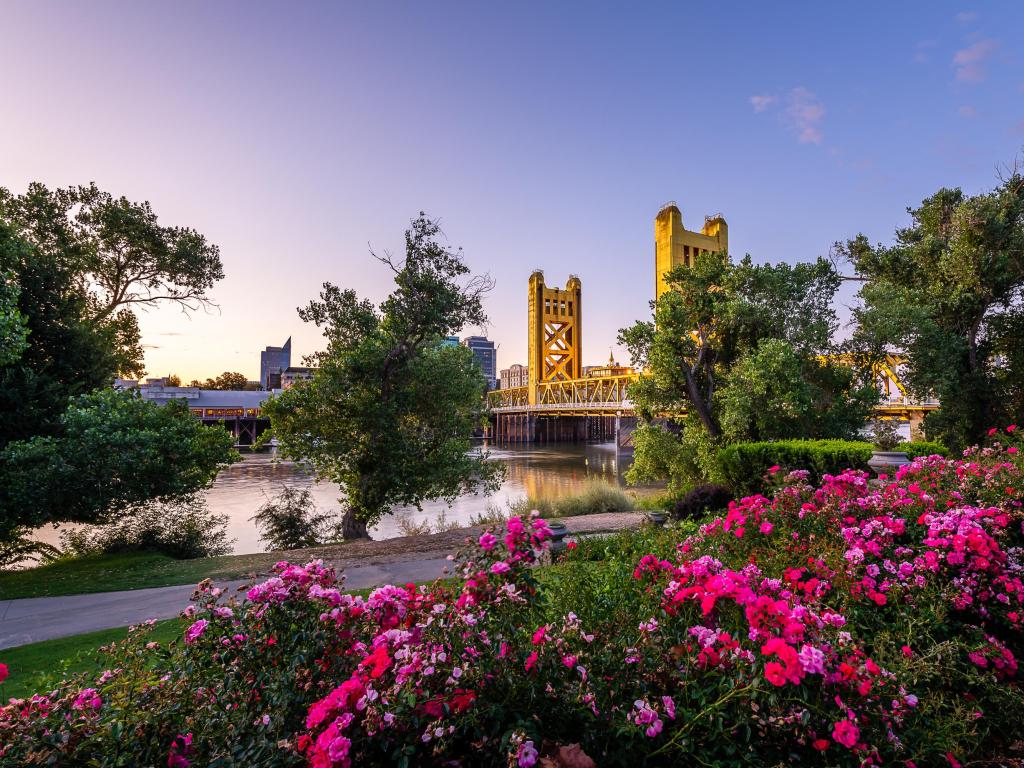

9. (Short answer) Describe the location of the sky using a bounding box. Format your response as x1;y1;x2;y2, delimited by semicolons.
2;2;1023;381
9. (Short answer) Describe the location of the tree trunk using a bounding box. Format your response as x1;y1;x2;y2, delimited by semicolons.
684;366;721;438
340;507;370;540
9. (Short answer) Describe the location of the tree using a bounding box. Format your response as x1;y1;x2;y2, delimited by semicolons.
840;171;1024;448
0;264;27;366
251;486;335;550
0;182;224;321
0;389;239;540
0;221;131;447
0;182;225;445
166;374;182;386
619;252;877;488
262;214;502;539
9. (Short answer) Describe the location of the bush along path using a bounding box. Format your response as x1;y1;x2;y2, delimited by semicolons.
1;432;1023;766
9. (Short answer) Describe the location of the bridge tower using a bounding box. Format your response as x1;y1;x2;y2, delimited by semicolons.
527;271;582;406
655;202;728;299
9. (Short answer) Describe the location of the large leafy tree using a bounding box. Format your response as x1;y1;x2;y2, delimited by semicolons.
0;264;27;366
190;371;255;390
619;252;877;489
0;389;239;540
0;221;129;447
0;182;224;446
840;171;1024;448
263;214;502;539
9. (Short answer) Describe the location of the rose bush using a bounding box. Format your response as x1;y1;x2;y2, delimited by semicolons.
1;429;1022;766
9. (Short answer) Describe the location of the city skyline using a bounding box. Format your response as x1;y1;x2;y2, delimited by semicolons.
3;2;1023;380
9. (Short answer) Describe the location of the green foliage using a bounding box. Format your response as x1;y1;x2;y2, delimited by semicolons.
0;220;128;447
263;214;503;539
191;371;258;390
620;251;877;490
59;494;233;560
0;389;239;538
897;440;950;457
716;439;874;495
841;171;1024;449
0;182;225;447
720;339;877;442
0;526;61;570
251;486;335;551
0;266;27;366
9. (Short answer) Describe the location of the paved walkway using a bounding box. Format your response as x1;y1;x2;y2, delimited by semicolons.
0;557;450;650
0;511;649;650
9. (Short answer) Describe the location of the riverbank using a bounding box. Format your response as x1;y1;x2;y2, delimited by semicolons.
0;511;647;600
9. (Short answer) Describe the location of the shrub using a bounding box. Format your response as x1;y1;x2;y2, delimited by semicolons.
2;430;1022;766
60;495;233;560
671;483;732;521
0;527;61;570
717;439;873;495
896;440;949;457
251;486;335;551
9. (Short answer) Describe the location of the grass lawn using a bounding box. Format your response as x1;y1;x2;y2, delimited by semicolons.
0;618;185;701
0;551;275;600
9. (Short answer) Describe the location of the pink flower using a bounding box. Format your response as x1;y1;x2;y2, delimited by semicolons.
759;522;774;535
901;645;913;657
517;740;538;767
988;428;999;436
184;619;208;645
1008;424;1018;433
525;652;539;671
531;626;548;645
662;696;676;720
167;733;193;768
832;720;859;749
478;532;497;551
1008;447;1019;455
768;465;781;474
72;688;102;711
0;662;7;683
490;561;511;575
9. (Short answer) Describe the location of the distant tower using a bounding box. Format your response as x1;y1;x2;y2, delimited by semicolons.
527;271;582;404
654;202;728;299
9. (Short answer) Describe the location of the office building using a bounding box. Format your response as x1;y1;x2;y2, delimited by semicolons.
260;337;291;390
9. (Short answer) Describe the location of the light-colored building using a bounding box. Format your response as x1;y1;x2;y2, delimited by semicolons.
281;366;315;389
499;363;528;389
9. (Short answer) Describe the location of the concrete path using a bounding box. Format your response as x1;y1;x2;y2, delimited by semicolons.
0;557;450;650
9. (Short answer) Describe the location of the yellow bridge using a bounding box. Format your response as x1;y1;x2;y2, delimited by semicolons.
487;202;938;444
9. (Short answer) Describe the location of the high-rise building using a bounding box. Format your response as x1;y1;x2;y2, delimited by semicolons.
260;337;291;390
462;335;497;390
441;336;460;347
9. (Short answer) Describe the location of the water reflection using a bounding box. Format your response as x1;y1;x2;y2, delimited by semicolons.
35;442;643;556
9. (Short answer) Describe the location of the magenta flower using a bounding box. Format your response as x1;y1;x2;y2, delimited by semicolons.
479;532;497;550
183;619;209;645
517;740;538;767
832;720;859;749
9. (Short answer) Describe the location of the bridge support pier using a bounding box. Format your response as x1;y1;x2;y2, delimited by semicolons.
615;415;638;461
908;412;926;442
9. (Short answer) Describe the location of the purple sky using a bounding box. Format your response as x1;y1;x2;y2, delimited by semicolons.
3;2;1022;380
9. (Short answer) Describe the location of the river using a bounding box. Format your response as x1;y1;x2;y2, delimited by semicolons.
36;442;642;556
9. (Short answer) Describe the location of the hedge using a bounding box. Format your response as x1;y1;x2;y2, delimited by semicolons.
717;439;949;495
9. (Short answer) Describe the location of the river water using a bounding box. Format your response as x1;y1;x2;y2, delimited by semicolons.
36;443;640;556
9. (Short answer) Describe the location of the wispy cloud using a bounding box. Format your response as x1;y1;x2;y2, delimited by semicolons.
958;105;978;117
914;40;937;64
953;38;998;83
954;11;978;25
785;87;825;144
749;87;825;145
749;94;776;113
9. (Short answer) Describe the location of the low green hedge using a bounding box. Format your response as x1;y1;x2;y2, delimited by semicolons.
717;438;949;495
896;440;950;458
